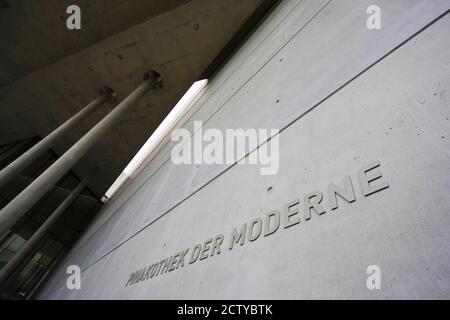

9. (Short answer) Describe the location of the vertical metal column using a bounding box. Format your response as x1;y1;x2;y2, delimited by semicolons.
0;71;163;236
0;178;89;290
0;87;115;189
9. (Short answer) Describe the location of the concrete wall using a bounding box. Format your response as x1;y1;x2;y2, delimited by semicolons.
38;0;450;299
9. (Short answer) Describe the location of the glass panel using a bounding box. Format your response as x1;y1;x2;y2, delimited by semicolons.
21;152;56;179
0;174;30;201
27;185;68;224
0;249;14;271
0;235;66;300
5;235;26;254
3;260;48;299
56;173;80;190
0;138;37;170
61;193;98;228
0;231;14;249
10;218;40;243
0;139;102;299
32;237;65;267
0;219;40;271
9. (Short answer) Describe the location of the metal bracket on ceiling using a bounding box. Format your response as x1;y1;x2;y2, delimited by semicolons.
143;70;164;90
99;86;117;103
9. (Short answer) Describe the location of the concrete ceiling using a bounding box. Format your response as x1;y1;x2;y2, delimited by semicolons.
0;0;193;86
0;0;268;197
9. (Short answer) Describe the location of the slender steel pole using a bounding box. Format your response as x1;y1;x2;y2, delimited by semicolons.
0;88;114;189
0;178;88;290
0;71;162;236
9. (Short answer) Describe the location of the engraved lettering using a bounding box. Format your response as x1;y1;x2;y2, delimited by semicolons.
303;191;326;220
264;210;280;236
210;234;224;257
229;223;247;250
248;218;263;242
328;175;356;210
199;238;213;261
284;200;300;228
358;161;390;196
189;245;202;264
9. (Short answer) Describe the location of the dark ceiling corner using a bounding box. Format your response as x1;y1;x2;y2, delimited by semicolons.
0;0;9;9
200;0;281;80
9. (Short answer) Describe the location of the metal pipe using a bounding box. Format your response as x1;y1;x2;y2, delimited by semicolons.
0;88;115;189
0;178;88;290
0;71;162;236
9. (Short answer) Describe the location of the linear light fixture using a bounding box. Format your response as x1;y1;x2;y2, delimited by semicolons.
103;79;208;201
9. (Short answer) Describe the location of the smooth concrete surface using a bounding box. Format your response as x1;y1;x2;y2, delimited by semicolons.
0;0;192;86
38;0;450;299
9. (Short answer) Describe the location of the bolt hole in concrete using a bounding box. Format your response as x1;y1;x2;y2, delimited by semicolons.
193;23;199;31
